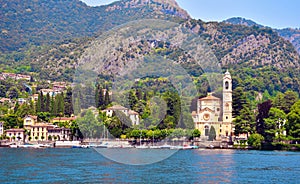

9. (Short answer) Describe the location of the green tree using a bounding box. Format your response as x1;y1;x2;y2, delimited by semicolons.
286;100;300;139
77;110;100;138
7;86;19;99
234;106;255;137
56;93;65;116
247;133;264;149
171;128;185;138
104;89;110;107
128;90;138;109
273;91;298;114
232;87;247;117
256;100;272;137
264;107;287;143
0;85;6;97
95;85;104;108
37;112;51;122
192;129;201;138
45;93;51;112
208;126;216;141
64;87;73;116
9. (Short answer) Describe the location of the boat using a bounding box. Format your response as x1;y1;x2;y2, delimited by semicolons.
120;144;134;148
170;145;183;150
38;143;52;148
19;143;41;149
181;145;199;150
9;144;18;148
159;144;172;149
149;145;161;149
135;145;149;149
72;145;89;149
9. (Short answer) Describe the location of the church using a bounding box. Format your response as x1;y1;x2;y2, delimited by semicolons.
192;71;233;140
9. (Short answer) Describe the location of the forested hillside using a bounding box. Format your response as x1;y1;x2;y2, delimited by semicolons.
0;0;189;52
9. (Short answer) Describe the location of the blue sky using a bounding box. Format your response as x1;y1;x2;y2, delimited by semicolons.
81;0;300;28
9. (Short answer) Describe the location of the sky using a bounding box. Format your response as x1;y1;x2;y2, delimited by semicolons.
81;0;300;28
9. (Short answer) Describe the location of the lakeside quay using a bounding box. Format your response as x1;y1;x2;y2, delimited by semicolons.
1;139;299;150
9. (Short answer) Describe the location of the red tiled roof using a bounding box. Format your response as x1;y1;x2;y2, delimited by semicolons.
106;105;128;111
52;117;76;121
27;115;37;120
199;95;220;101
128;110;139;115
5;128;24;132
31;123;54;127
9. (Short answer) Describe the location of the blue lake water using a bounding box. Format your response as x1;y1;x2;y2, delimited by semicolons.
0;148;299;183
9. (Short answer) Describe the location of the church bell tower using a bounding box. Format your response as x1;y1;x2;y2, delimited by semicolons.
223;70;232;123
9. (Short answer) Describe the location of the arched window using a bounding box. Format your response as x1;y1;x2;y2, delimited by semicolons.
205;125;209;136
225;81;229;90
225;103;229;111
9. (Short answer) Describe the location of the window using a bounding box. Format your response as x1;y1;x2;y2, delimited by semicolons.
225;81;229;90
226;116;228;120
225;103;229;111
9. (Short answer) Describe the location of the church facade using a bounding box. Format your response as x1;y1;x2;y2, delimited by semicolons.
192;71;233;140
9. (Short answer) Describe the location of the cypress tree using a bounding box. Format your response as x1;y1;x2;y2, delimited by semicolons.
64;87;73;116
208;126;216;141
57;92;65;116
40;91;45;112
104;88;110;107
45;93;51;112
36;92;42;113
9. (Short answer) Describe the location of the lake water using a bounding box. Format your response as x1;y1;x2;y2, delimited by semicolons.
0;148;299;183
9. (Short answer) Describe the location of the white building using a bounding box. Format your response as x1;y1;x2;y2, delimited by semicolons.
47;127;71;141
103;105;140;125
6;129;25;142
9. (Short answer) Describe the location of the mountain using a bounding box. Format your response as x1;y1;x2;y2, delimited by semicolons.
0;0;189;52
223;17;264;28
224;17;300;54
276;28;300;54
0;1;299;95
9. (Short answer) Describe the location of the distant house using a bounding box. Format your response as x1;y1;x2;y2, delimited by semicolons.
17;98;27;105
52;82;67;92
0;122;4;136
0;98;11;104
51;117;76;125
31;94;39;102
5;129;25;142
40;89;62;97
30;123;57;141
47;127;71;141
23;115;71;142
24;115;38;129
102;105;140;125
1;73;30;81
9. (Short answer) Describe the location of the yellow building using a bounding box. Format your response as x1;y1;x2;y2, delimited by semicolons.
23;115;71;141
30;123;53;141
192;71;233;140
23;115;37;129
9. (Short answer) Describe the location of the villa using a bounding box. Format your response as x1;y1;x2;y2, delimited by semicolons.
103;105;140;125
5;129;25;142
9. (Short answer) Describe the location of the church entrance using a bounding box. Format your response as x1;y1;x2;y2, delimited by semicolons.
204;125;209;136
